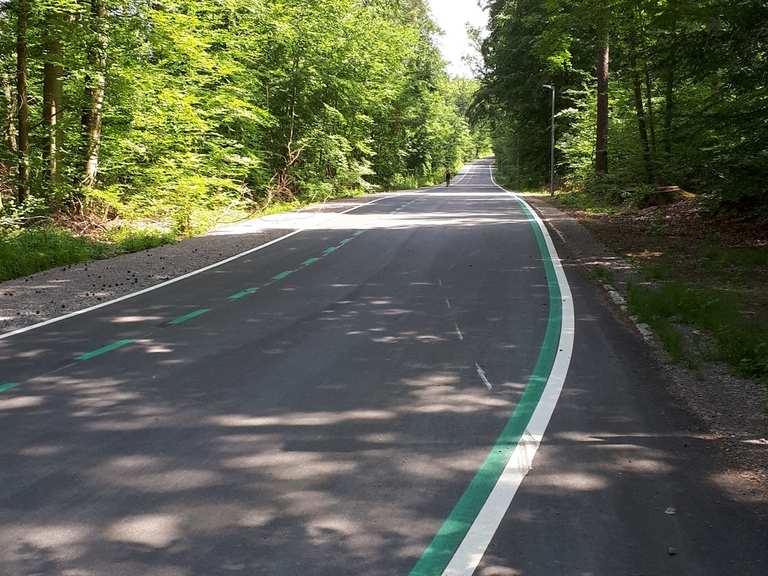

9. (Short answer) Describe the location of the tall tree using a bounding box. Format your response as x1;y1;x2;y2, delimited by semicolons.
595;8;610;175
82;0;107;189
630;37;653;182
43;7;65;185
15;0;29;203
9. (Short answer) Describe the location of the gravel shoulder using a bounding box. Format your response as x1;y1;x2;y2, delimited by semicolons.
523;193;768;503
0;195;378;336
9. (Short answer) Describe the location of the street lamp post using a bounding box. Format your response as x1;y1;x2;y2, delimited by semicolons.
542;84;555;197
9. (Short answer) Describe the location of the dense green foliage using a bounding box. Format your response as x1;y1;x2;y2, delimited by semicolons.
0;0;487;230
475;0;768;208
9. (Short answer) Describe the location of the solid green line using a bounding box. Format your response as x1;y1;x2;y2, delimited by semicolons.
168;308;211;326
229;288;259;301
409;199;562;576
337;238;353;247
272;270;294;281
322;246;338;255
302;257;321;267
0;383;18;393
77;339;136;361
353;230;365;237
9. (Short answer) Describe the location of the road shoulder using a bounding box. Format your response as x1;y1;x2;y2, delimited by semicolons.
0;195;381;337
522;193;768;505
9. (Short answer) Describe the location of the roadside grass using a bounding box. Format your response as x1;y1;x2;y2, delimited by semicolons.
591;266;614;285
0;227;176;282
700;244;768;271
628;281;768;380
554;189;625;215
0;188;375;284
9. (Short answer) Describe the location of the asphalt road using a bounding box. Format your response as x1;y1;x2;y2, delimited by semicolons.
1;159;766;575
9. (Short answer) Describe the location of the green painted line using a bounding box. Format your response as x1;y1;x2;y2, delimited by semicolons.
302;257;321;267
322;247;338;255
77;339;136;361
272;270;294;281
337;238;353;247
229;288;259;301
409;199;562;576
0;383;18;393
169;308;211;326
353;230;365;237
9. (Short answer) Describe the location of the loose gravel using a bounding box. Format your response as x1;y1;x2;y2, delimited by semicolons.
0;196;375;336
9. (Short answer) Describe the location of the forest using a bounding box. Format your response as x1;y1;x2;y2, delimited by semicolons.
474;0;768;210
0;0;487;274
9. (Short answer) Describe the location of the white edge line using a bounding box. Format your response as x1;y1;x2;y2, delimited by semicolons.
452;162;473;186
0;195;389;341
441;163;575;576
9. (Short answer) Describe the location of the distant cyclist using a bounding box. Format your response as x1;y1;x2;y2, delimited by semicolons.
446;170;452;187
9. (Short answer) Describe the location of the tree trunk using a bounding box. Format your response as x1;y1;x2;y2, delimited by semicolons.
595;23;610;175
663;5;677;159
663;47;675;158
1;74;17;211
16;0;30;204
82;0;108;189
644;62;657;157
630;44;653;183
43;13;65;186
2;74;16;156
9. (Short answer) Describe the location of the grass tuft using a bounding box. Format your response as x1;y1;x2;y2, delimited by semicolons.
628;282;768;380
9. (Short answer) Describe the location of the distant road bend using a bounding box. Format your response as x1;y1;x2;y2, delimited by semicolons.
1;159;766;575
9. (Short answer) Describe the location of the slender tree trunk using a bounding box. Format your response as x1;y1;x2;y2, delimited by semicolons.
644;62;657;156
595;22;610;175
82;0;108;189
663;48;675;158
630;44;653;183
663;5;677;159
1;74;17;211
43;14;65;186
16;0;30;204
43;14;64;185
2;74;16;155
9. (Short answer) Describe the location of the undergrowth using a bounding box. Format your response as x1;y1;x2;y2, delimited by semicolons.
628;281;768;381
0;227;176;282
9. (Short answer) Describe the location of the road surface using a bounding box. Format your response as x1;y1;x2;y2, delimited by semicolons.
1;159;766;575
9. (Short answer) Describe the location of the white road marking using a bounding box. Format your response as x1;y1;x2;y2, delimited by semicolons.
445;298;452;309
0;196;389;341
440;164;575;576
474;362;492;391
451;162;473;186
455;323;464;341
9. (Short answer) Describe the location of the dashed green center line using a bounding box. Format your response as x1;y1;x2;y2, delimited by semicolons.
229;288;259;301
0;383;19;393
353;230;365;237
77;339;135;361
302;257;321;267
322;247;338;255
168;308;211;326
273;270;296;281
